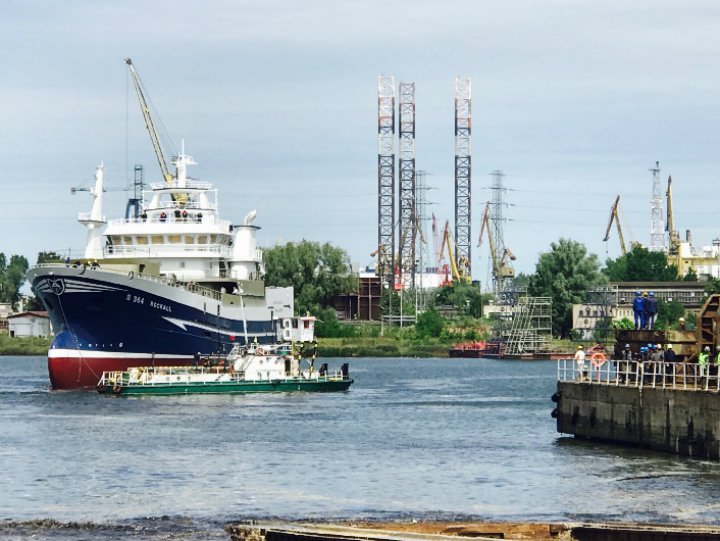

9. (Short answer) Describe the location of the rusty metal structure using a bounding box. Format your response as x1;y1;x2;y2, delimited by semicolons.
454;77;472;279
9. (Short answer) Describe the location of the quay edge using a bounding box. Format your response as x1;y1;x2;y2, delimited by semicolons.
227;521;720;541
554;293;720;460
554;381;720;460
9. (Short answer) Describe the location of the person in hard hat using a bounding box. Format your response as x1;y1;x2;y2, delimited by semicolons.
664;344;676;363
645;291;658;330
633;291;646;330
618;343;632;384
678;317;686;331
699;346;711;380
574;345;587;382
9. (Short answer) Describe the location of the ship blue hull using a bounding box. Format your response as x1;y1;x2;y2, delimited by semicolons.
29;267;278;389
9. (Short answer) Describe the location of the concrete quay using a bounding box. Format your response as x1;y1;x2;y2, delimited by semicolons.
554;380;720;459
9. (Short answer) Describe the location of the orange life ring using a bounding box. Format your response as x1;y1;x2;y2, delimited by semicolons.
590;352;607;368
256;347;265;356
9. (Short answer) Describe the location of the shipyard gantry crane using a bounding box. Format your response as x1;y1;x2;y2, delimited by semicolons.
478;202;515;291
603;195;627;256
125;58;186;204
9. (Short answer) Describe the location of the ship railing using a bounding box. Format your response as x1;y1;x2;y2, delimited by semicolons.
557;358;720;392
185;282;222;300
105;244;233;258
149;181;213;191
106;215;226;226
35;261;225;301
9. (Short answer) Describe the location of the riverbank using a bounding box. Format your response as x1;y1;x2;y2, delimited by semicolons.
317;336;450;357
0;335;51;355
1;334;577;359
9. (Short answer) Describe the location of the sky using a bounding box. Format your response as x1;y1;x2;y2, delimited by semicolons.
3;0;720;289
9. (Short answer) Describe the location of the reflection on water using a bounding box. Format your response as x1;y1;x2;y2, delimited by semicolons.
1;355;719;530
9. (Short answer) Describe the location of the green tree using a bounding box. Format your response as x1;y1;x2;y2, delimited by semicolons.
603;246;678;281
705;277;720;297
380;288;416;317
433;283;487;317
682;267;698;282
415;308;445;338
37;251;63;264
655;300;685;330
262;241;357;315
0;254;29;309
528;238;605;337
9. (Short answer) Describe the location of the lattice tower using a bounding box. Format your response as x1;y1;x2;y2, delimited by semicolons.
398;82;416;289
125;164;144;219
454;77;472;279
377;75;396;283
650;161;665;251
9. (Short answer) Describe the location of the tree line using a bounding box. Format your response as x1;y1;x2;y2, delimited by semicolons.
261;239;702;339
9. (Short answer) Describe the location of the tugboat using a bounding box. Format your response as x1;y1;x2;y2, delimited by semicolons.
97;342;353;396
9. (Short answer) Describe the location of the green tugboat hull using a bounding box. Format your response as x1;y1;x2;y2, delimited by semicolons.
100;378;353;396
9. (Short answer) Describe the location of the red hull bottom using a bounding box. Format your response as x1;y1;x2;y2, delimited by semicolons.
48;355;192;390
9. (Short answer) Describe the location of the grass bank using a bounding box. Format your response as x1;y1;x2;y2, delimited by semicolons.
317;336;451;358
0;335;52;355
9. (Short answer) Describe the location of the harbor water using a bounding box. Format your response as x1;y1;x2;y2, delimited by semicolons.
2;355;720;539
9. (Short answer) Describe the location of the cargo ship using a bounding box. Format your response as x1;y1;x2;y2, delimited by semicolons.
27;59;308;389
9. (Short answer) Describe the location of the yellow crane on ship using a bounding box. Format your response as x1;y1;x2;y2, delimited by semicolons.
125;58;187;205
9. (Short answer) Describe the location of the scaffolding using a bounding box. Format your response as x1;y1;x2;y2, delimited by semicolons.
503;297;553;354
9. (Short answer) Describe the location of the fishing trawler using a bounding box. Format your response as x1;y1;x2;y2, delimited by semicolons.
26;59;310;389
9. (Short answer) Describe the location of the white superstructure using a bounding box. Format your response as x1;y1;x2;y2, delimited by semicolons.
81;152;262;284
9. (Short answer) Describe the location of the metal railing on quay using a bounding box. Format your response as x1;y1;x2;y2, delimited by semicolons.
557;358;720;392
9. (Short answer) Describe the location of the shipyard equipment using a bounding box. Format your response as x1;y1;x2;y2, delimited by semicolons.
377;75;396;290
440;220;470;284
603;195;627;256
126;58;187;204
454;77;472;280
666;176;681;256
397;81;416;290
478;202;515;292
